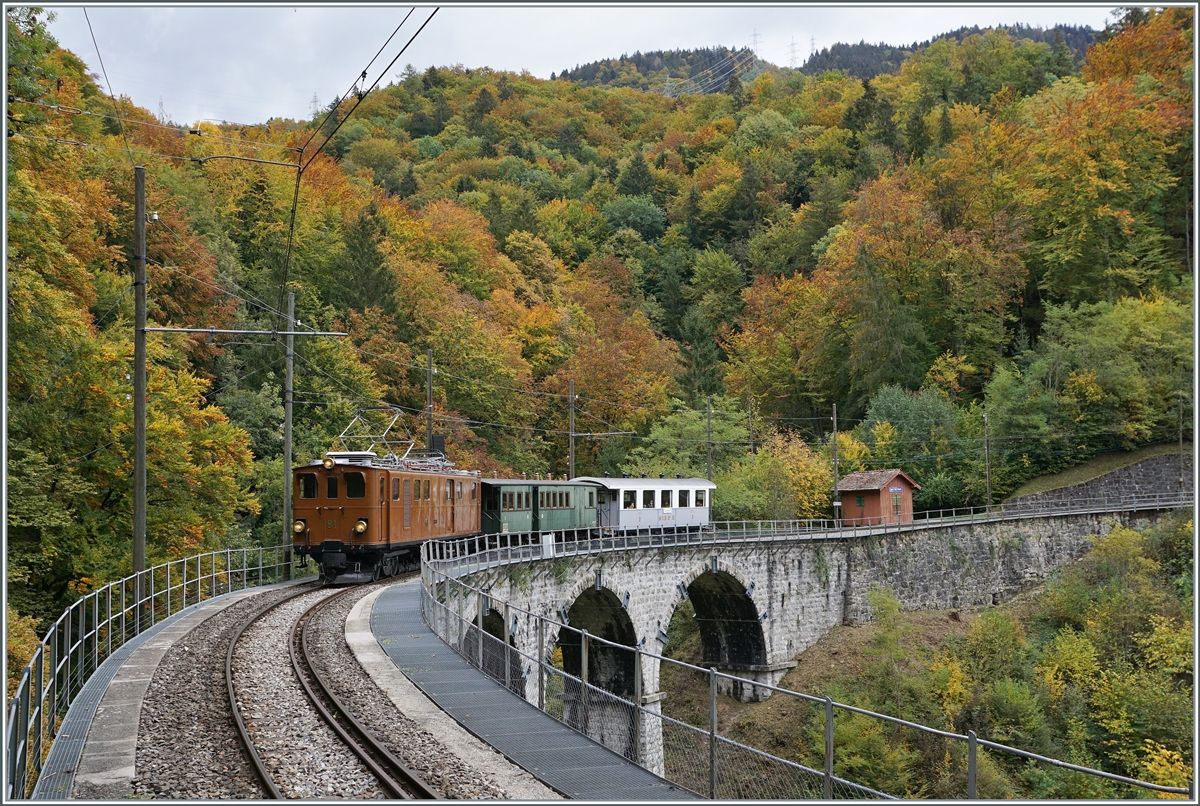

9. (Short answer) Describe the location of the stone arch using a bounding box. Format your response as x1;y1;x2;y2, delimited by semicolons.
467;604;523;696
678;562;767;670
554;585;639;760
557;586;638;696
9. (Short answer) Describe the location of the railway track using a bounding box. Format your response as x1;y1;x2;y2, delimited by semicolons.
226;584;439;799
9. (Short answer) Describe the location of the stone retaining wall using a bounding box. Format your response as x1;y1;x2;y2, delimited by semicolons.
1004;452;1192;510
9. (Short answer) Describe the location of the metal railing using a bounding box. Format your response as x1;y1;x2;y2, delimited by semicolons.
422;491;1193;574
5;547;310;799
420;561;1192;800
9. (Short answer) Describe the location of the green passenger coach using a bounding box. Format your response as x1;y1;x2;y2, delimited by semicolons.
480;479;599;537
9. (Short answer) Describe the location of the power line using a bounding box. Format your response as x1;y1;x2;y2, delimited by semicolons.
83;7;134;169
12;98;295;152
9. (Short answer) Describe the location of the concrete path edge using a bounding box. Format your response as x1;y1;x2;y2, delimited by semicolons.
346;585;559;800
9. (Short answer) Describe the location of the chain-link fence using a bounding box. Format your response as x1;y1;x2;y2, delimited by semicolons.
5;547;310;799
422;550;1192;800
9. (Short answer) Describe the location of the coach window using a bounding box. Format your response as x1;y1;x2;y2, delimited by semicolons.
623;490;636;509
643;489;655;509
588;491;595;508
299;473;317;499
660;489;672;508
346;472;366;498
392;478;400;501
695;489;706;507
678;489;690;508
326;476;338;499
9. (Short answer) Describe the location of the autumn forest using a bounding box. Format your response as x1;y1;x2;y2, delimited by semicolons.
6;7;1194;637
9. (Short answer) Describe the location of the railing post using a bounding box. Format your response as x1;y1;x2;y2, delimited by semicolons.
581;630;589;686
18;673;30;796
503;602;511;691
166;563;171;617
32;645;43;772
457;582;465;650
968;730;977;798
538;617;546;711
75;602;84;695
47;626;57;739
824;697;834;799
106;585;113;659
477;596;484;670
633;648;643;764
709;667;718;799
149;567;156;627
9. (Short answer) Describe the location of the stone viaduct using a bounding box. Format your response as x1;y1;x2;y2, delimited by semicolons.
424;497;1184;773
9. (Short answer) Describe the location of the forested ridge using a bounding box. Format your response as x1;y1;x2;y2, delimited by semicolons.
6;5;1193;645
800;23;1096;80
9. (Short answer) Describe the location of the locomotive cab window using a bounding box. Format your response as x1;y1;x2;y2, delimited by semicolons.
623;490;636;509
446;480;452;500
471;482;477;500
299;473;317;499
392;478;400;501
345;472;366;498
422;479;430;500
679;490;690;508
327;476;338;499
456;481;463;500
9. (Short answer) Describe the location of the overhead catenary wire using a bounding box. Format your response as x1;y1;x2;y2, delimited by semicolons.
11;98;296;152
82;7;135;169
278;8;434;326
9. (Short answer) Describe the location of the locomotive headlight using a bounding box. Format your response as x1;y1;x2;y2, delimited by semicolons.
354;519;369;534
292;519;306;534
322;455;335;470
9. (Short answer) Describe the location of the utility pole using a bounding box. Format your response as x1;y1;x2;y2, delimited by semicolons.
569;379;576;479
426;348;434;451
984;408;993;509
133;166;147;628
831;404;840;525
283;292;294;580
747;391;754;454
706;396;713;481
1179;390;1185;487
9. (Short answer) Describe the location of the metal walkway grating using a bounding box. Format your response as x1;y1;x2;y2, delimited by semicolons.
30;614;177;799
371;580;698;800
29;580;304;800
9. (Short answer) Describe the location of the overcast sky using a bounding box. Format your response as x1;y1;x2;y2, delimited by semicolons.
42;4;1115;127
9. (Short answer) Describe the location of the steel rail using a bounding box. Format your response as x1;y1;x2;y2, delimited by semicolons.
292;584;440;800
225;586;320;799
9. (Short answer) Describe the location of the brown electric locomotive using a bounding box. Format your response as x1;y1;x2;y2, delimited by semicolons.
291;451;481;582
